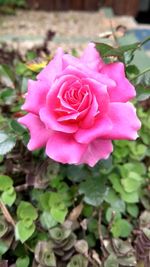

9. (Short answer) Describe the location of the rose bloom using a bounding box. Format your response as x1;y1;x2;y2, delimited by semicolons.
18;43;141;167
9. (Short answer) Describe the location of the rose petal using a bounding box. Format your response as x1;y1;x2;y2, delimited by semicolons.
40;107;78;133
108;102;141;140
80;42;104;71
60;64;116;89
75;115;112;144
101;62;136;102
57;80;77;111
18;113;50;150
37;47;63;85
47;74;78;111
82;77;109;115
22;80;49;114
79;96;99;128
57;111;80;122
79;139;113;167
46;132;87;164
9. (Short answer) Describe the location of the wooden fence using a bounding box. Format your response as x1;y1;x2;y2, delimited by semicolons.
26;0;100;11
26;0;139;15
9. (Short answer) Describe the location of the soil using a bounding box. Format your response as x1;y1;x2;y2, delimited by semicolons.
0;9;138;55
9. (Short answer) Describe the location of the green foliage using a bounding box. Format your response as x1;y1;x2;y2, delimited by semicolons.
0;175;16;206
17;201;38;221
40;212;57;229
16;256;30;267
15;202;38;243
15;220;36;243
0;37;149;266
111;219;133;238
0;175;13;190
0;240;8;256
79;175;108;206
67;254;88;267
0;132;16;155
104;254;119;267
39;190;70;223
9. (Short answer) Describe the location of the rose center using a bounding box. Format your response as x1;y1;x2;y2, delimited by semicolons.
54;79;94;123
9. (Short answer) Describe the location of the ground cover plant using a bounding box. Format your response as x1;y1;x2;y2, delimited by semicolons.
0;35;150;267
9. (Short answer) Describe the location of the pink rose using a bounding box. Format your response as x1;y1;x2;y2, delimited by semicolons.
18;43;141;167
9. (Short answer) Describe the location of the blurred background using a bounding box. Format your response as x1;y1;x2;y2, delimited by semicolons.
0;0;149;18
0;0;150;62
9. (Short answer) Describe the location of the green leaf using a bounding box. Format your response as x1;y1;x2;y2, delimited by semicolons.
0;64;14;87
133;69;150;101
136;85;150;101
21;77;28;94
34;241;56;266
42;250;56;266
0;132;16;155
79;176;108;206
105;207;121;223
121;178;141;193
95;43;114;56
10;119;26;134
40;211;57;229
15;62;28;75
120;189;139;203
0;87;16;105
129;143;147;160
17;201;38;221
96;42;139;58
119;162;146;177
87;218;98;237
39;192;51;211
104;254;119;267
67;165;89;182
0;64;14;82
0;175;13;191
15;220;35;243
111;219;133;238
126;65;140;79
1;188;16;206
49;192;63;208
67;254;88;267
49;227;71;241
135;69;150;85
85;234;96;248
82;205;94;218
0;240;9;256
105;189;125;213
127;204;139;218
109;174;139;203
16;256;30;267
124;51;134;64
51;205;68;223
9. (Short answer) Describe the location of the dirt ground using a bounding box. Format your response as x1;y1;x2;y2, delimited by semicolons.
0;9;139;55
